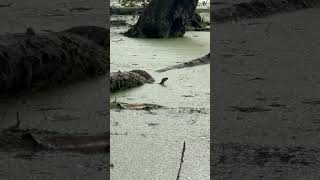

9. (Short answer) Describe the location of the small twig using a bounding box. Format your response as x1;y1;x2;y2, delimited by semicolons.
176;141;186;180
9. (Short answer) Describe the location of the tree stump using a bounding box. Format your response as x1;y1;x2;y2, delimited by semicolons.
124;0;199;38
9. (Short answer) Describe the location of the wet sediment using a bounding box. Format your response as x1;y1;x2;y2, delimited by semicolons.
212;142;320;176
212;0;320;23
0;127;109;153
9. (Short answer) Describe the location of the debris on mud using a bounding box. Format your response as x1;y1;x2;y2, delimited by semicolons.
110;101;163;110
229;106;272;113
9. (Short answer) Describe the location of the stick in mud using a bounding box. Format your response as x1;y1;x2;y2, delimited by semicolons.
176;141;186;180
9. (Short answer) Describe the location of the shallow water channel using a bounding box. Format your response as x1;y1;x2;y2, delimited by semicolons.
110;19;210;179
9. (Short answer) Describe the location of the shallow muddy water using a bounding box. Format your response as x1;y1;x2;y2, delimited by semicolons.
0;77;108;180
212;7;320;179
0;0;109;179
110;22;210;179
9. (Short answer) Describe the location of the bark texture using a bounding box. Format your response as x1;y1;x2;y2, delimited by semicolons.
156;53;210;72
124;0;199;38
0;26;109;94
110;70;154;92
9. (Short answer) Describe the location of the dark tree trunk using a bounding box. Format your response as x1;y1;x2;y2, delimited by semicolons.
124;0;199;38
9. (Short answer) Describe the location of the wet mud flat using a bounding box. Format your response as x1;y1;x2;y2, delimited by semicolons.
212;5;320;179
0;76;108;179
110;11;210;179
0;0;109;179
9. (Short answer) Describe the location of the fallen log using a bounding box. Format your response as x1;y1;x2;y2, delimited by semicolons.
110;70;154;92
156;53;210;73
0;26;109;95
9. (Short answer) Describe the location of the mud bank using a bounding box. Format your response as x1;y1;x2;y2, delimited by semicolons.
212;0;320;23
0;26;109;95
110;70;154;92
156;53;210;73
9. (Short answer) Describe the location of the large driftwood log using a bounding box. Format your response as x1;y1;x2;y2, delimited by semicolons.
110;70;154;92
124;0;199;38
0;26;109;94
